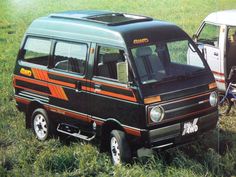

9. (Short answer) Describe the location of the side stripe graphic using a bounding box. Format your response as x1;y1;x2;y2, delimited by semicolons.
32;68;75;88
31;69;137;102
82;86;137;102
15;96;141;137
48;85;68;101
14;75;68;101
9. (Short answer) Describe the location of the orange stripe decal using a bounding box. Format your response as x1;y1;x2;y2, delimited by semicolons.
124;127;141;136
31;68;39;79
45;105;89;122
81;86;137;102
15;96;30;104
48;84;68;101
32;69;75;88
90;87;137;102
15;75;47;87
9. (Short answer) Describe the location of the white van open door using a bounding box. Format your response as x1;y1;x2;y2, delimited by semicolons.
192;23;226;91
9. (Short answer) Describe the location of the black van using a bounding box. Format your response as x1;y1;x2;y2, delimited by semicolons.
13;10;218;164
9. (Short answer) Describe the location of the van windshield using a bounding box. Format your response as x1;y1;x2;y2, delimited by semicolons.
131;39;206;84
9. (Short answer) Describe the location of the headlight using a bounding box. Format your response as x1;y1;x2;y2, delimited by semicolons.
150;106;164;123
209;91;218;107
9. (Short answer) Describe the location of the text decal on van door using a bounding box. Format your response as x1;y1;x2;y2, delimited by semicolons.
20;68;32;77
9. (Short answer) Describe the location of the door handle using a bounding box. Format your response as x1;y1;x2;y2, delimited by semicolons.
76;81;82;93
94;84;101;92
214;52;219;56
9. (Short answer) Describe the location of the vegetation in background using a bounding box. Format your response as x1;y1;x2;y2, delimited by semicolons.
0;0;236;176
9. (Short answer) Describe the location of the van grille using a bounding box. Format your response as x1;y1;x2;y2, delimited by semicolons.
147;91;215;125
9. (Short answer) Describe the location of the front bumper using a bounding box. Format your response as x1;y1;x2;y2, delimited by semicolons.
143;111;218;149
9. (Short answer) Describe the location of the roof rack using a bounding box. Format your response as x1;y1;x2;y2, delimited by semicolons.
50;11;153;26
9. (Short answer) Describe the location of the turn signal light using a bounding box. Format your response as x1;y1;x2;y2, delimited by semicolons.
144;95;161;104
208;82;217;89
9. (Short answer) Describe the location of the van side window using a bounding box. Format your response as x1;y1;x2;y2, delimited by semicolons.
22;37;51;66
53;42;87;74
198;24;220;47
95;46;125;80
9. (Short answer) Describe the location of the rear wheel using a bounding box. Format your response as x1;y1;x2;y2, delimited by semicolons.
110;130;131;165
218;94;232;115
31;108;51;141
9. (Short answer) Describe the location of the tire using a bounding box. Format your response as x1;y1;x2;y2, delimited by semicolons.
31;108;51;141
110;130;131;165
218;94;232;115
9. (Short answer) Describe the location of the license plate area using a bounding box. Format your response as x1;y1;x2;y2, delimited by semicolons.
182;118;199;136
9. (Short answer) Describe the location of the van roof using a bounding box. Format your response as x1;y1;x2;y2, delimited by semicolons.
204;10;236;26
26;10;187;48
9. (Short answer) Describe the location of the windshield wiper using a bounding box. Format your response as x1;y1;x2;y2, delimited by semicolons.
142;79;158;84
156;75;190;84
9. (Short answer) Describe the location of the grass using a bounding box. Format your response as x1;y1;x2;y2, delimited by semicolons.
0;0;236;176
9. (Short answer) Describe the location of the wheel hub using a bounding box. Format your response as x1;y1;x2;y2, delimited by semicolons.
110;137;121;165
37;123;43;130
34;113;48;140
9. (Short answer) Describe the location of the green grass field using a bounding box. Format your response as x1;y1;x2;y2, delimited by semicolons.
1;0;236;176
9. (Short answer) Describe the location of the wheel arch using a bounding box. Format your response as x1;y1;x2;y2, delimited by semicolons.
100;118;125;152
26;101;46;129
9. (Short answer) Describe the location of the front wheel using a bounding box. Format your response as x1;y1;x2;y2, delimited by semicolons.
110;130;131;165
218;94;232;115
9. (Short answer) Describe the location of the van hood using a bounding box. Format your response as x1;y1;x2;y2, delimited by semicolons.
140;71;215;102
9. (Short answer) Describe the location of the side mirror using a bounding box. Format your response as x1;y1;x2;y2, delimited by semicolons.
117;61;128;83
192;34;198;43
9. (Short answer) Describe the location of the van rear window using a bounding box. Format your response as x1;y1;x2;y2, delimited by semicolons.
22;37;51;66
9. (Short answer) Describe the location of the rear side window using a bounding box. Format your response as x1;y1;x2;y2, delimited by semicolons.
53;41;87;74
22;37;51;66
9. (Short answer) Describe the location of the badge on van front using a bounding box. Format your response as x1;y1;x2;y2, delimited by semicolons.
182;118;199;136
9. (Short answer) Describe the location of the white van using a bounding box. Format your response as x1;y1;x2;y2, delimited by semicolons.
189;10;236;92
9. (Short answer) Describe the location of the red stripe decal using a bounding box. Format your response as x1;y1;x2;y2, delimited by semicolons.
15;96;30;104
212;71;224;76
215;79;225;83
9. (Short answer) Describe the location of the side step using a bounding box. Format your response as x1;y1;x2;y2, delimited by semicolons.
57;123;95;141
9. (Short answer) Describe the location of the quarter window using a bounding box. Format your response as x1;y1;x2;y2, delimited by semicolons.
53;42;87;74
23;37;51;66
95;46;125;80
198;23;220;47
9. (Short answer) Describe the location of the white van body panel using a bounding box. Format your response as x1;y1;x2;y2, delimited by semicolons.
189;10;236;92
